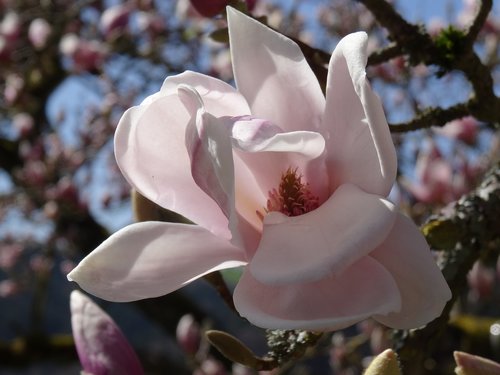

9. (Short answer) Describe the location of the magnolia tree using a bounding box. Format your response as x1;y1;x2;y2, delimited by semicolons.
0;0;499;374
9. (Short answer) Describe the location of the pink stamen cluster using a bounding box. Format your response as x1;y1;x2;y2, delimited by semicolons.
264;167;319;217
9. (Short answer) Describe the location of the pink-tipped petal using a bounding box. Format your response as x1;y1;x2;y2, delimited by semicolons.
114;93;231;239
371;213;451;329
323;32;397;196
234;256;401;331
67;222;246;302
70;290;144;375
250;183;397;285
227;7;325;133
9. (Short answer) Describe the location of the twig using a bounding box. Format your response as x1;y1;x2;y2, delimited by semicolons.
389;103;470;132
367;43;403;66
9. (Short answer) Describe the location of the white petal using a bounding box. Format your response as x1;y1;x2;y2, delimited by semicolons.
68;222;246;302
249;184;397;285
234;256;401;331
114;94;231;239
372;213;452;329
323;32;397;196
227;7;325;133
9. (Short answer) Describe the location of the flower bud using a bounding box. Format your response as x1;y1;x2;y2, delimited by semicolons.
176;314;201;355
364;349;402;375
454;351;500;375
70;290;144;375
100;4;131;39
28;18;51;50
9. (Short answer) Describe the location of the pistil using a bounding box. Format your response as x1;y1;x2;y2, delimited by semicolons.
258;167;319;219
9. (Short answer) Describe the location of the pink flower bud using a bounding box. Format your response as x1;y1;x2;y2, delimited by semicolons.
370;325;390;355
100;4;131;39
29;254;53;274
194;358;226;375
0;279;20;297
43;200;59;220
136;11;164;35
60;34;106;72
4;74;23;104
0;35;10;60
0;243;22;269
176;314;201;354
0;12;20;41
70;290;144;375
467;261;495;301
28;18;52;50
59;33;79;57
439;117;478;145
12;112;34;138
454;351;500;375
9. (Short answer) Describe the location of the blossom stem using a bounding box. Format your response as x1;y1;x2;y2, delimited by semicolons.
203;271;237;312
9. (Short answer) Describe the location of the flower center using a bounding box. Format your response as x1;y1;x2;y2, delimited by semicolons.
258;167;319;219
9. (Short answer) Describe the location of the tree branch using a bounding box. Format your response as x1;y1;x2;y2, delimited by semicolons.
358;0;500;130
395;162;500;374
367;43;403;66
389;102;470;132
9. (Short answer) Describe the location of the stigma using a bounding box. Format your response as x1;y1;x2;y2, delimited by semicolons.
258;167;319;219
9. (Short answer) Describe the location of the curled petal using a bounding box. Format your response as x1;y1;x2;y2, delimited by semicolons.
161;70;251;117
250;183;397;284
231;116;325;158
372;213;451;329
323;32;397;196
227;7;325;133
70;290;144;375
234;256;401;331
180;85;242;246
67;222;246;302
114;93;230;239
180;87;234;218
231;115;327;197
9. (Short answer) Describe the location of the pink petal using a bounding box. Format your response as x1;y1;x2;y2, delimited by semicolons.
227;7;325;133
323;32;397;197
231;115;327;200
180;86;234;218
114;93;231;239
234;256;401;331
161;70;251;117
70;290;144;375
371;213;451;329
67;222;246;302
179;85;242;245
249;183;397;284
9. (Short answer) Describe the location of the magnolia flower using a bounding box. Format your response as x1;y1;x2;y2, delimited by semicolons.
68;8;451;331
70;290;144;375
